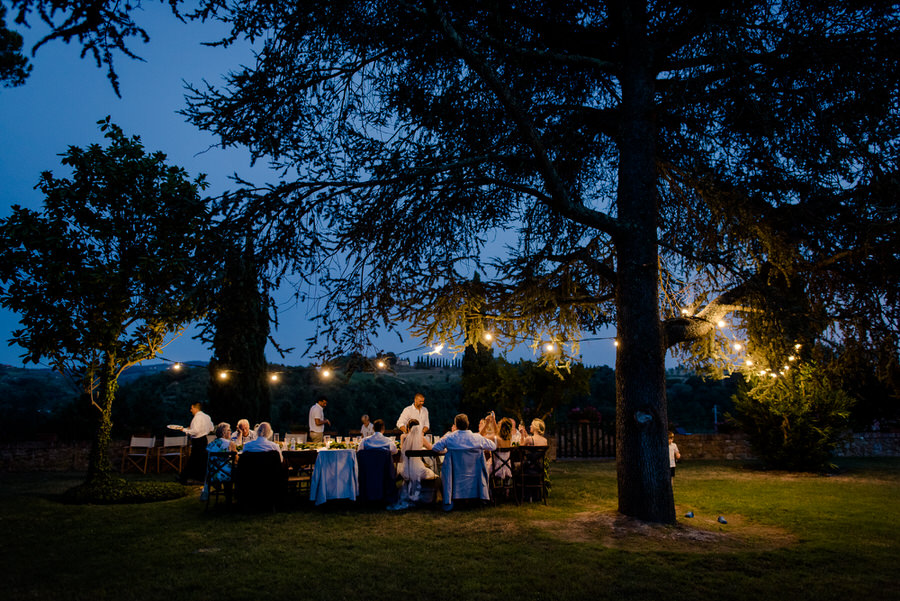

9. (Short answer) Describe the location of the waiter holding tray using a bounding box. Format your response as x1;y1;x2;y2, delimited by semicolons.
172;402;214;484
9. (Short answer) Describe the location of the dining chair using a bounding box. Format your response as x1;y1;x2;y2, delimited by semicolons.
519;445;549;504
440;448;490;510
205;451;237;510
157;435;189;473
282;449;317;502
121;435;156;474
489;446;520;505
404;449;443;505
357;448;398;506
235;451;287;512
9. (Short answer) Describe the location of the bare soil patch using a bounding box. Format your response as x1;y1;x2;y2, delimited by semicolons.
534;510;798;553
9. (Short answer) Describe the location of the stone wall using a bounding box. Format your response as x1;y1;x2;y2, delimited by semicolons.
553;431;900;462
0;440;128;472
672;433;756;461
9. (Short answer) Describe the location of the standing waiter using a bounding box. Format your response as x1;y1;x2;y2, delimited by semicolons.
175;402;214;484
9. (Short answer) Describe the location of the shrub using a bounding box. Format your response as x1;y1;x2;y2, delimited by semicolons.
731;363;854;471
62;477;189;504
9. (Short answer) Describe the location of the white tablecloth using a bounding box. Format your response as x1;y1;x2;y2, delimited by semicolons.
310;449;359;505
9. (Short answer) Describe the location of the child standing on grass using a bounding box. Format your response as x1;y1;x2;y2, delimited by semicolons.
668;431;681;481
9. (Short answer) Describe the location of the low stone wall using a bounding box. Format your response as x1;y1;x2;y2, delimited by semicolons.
834;432;900;457
554;431;900;461
0;440;128;472
672;433;755;461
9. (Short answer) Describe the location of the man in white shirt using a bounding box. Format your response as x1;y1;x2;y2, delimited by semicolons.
358;419;398;455
308;396;330;443
397;392;429;434
242;422;283;460
431;414;497;453
178;402;214;483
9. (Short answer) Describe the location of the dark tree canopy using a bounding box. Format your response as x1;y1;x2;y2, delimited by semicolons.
205;237;273;427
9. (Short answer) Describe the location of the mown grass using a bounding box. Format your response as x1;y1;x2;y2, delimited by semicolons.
3;458;898;601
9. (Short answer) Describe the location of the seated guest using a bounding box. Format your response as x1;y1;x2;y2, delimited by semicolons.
389;423;436;510
509;417;521;445
432;414;497;453
360;414;375;438
202;422;236;500
519;418;548;446
231;419;257;446
242;422;283;460
208;422;237;454
358;419;398;455
489;418;515;481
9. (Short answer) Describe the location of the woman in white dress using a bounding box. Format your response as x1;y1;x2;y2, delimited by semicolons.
389;424;435;509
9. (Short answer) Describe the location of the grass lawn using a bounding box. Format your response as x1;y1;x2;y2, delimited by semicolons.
3;458;898;601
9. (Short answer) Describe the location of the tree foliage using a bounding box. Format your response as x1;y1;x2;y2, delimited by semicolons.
732;363;855;471
0;3;31;87
204;237;273;427
0;119;212;487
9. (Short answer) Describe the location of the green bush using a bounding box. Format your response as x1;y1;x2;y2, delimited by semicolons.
731;363;854;471
62;477;189;504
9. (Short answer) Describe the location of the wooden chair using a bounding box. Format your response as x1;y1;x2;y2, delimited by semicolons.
489;446;520;505
157;435;189;473
205;451;237;510
405;449;443;505
519;445;549;503
282;449;317;502
121;436;156;474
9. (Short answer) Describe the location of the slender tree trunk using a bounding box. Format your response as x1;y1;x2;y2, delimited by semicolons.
85;353;119;485
613;0;675;523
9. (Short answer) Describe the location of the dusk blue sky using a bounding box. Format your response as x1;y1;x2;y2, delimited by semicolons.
0;6;619;369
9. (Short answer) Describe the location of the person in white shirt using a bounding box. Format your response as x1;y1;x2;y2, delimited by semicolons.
668;431;681;480
358;419;398;455
308;396;330;443
177;402;214;483
360;414;375;438
432;414;497;453
242;422;283;461
397;392;429;434
230;419;257;446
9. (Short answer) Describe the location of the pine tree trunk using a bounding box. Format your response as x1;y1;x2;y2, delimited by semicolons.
613;0;675;524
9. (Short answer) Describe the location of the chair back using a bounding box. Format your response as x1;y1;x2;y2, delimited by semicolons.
441;448;490;504
162;435;188;448
129;436;156;449
282;450;317;478
235;451;286;511
206;451;237;483
521;445;548;475
357;448;397;504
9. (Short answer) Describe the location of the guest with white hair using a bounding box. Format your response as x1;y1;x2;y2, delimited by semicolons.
231;419;257;446
242;422;283;460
